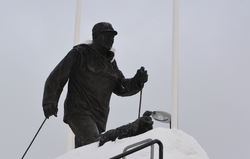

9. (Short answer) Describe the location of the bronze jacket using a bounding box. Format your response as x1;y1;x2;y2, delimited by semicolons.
42;44;142;132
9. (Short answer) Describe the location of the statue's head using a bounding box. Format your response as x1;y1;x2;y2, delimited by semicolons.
92;22;117;50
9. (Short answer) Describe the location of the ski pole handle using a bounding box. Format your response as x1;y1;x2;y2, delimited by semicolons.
21;118;47;159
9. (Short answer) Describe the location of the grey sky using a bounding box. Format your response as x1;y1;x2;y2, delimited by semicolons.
0;0;249;159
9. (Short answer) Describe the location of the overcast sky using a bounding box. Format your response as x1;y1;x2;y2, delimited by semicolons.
0;0;249;159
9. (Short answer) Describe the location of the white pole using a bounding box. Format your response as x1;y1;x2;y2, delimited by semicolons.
171;0;179;129
74;0;82;45
67;0;82;151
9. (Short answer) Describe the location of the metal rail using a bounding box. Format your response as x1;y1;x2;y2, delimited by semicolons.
122;139;154;159
110;139;163;159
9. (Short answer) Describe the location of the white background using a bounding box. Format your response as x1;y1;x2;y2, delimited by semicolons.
0;0;249;159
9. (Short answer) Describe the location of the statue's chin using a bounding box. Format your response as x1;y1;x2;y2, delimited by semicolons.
103;46;112;51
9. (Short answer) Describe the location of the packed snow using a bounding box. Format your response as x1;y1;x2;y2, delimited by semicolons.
55;127;209;159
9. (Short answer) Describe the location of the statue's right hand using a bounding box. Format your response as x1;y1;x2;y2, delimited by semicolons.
43;104;58;119
136;116;153;133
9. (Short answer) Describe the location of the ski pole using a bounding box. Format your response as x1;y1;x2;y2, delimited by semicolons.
138;89;143;118
21;118;47;159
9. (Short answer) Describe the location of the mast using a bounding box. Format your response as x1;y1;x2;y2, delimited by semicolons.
67;0;82;151
171;0;179;129
73;0;82;45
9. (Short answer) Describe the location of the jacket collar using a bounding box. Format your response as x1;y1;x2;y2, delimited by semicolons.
89;43;115;62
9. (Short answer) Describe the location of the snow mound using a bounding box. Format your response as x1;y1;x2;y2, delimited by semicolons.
55;127;209;159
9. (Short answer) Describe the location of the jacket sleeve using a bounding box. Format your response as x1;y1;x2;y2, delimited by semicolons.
112;61;143;97
42;47;78;108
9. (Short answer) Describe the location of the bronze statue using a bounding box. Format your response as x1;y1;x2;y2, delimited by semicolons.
42;22;150;148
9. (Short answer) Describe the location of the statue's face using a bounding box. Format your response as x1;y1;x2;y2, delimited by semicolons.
95;32;115;50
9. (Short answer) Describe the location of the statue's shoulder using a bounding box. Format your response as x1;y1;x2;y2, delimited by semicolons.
72;43;92;55
73;43;89;50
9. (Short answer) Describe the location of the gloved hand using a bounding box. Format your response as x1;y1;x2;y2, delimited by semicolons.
143;111;153;117
99;116;153;146
134;116;153;135
43;104;58;118
134;67;148;87
116;116;153;139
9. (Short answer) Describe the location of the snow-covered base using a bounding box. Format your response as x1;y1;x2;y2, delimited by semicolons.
55;128;209;159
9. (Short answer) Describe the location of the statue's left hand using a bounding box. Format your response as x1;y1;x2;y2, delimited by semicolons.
134;67;148;86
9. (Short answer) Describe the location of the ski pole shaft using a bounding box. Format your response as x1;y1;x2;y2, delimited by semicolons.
21;118;47;159
138;89;143;118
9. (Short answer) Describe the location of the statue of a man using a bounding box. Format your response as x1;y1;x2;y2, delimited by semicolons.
42;22;148;148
